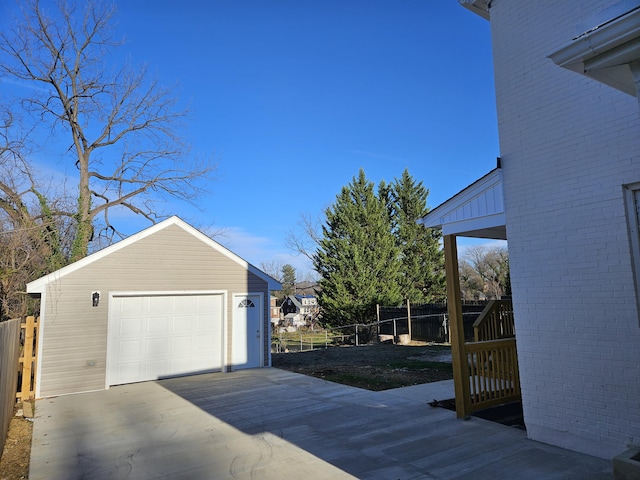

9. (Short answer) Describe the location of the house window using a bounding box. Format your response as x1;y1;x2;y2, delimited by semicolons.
238;299;255;308
624;182;640;322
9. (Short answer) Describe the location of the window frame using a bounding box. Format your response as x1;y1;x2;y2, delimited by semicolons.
624;181;640;321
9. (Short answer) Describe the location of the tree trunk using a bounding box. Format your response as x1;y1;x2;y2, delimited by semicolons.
70;152;92;262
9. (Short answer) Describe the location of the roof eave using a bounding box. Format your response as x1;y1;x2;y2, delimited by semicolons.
548;8;640;96
459;0;490;21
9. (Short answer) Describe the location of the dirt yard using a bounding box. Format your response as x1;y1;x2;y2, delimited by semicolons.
272;342;453;391
0;406;32;480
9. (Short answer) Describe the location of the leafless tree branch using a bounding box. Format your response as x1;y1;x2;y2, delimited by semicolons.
0;0;216;262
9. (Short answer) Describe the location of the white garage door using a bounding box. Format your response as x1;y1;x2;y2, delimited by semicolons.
108;293;224;386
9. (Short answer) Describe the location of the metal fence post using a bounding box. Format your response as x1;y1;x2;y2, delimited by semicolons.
407;299;412;341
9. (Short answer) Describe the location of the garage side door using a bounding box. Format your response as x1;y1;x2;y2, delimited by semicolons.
109;293;224;386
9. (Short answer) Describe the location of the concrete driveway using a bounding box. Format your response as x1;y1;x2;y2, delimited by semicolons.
30;368;612;479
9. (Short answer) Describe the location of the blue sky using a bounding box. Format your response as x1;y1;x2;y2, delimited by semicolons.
2;1;500;278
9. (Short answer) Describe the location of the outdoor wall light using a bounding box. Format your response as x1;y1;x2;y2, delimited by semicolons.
92;291;100;307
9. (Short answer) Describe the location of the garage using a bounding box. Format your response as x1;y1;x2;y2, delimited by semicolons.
26;216;281;398
108;293;225;385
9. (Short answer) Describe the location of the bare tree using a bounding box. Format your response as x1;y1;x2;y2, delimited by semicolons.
284;212;323;262
459;261;485;301
0;0;215;262
259;259;284;282
0;108;74;318
460;245;510;300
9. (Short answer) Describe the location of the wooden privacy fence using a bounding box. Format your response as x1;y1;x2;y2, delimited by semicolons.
461;300;520;416
17;316;39;402
0;318;21;458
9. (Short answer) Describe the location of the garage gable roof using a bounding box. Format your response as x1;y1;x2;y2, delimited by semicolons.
27;216;282;293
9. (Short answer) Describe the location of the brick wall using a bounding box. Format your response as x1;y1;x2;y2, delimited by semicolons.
488;0;640;459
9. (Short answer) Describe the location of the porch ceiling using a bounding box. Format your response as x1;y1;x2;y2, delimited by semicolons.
419;168;506;240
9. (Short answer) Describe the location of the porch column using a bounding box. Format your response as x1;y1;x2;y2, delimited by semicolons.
444;234;470;418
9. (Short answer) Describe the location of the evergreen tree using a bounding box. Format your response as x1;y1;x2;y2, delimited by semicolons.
390;169;446;303
313;169;402;328
281;264;297;297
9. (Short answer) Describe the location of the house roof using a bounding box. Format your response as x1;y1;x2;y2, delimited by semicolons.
285;295;303;309
418;168;506;240
459;0;490;20
294;294;316;301
26;216;282;293
548;6;640;96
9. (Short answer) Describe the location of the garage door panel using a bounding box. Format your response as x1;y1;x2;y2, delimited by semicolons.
118;339;144;358
196;315;217;330
174;295;197;311
195;354;216;370
148;296;173;313
173;317;197;334
146;359;170;378
118;296;145;314
198;295;221;310
116;362;144;384
147;337;170;356
148;316;171;334
120;317;145;335
109;293;224;386
172;335;194;352
196;334;215;353
171;358;193;374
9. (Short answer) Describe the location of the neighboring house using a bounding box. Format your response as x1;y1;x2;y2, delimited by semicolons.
298;295;319;318
280;294;319;328
280;295;302;317
270;296;280;326
279;294;319;330
26;216;281;398
283;313;305;329
420;0;640;461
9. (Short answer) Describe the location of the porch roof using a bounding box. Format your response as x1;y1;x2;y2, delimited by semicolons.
418;168;506;240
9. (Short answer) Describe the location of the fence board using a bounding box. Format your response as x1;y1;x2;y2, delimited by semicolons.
17;316;38;402
0;318;21;458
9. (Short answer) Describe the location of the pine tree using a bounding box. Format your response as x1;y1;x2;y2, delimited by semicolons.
390;169;446;303
313;169;402;328
281;264;297;297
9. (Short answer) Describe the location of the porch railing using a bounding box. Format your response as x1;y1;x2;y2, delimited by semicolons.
465;338;520;412
463;300;520;415
473;299;515;341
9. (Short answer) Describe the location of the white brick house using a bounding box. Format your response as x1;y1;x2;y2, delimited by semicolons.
422;1;640;460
